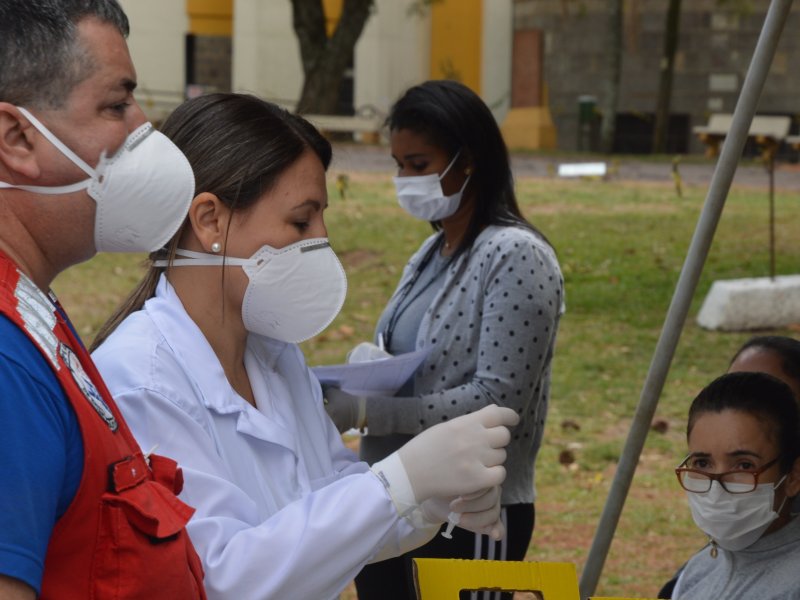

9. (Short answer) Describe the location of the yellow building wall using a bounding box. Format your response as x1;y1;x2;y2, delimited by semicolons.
500;106;558;150
322;0;343;37
501;84;558;151
430;0;482;92
187;0;233;36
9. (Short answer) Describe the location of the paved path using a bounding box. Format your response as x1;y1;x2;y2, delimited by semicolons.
330;143;800;192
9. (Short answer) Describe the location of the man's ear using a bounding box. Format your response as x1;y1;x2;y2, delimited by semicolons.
186;192;230;253
785;456;800;498
0;103;41;180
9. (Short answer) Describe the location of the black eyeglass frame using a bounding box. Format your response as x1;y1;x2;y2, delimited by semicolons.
675;455;781;494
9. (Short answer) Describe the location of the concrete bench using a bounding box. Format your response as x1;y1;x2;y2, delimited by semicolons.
694;114;796;323
693;113;791;157
697;275;800;331
304;113;385;144
557;162;607;178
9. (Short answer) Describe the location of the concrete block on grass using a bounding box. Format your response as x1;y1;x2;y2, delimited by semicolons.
697;275;800;331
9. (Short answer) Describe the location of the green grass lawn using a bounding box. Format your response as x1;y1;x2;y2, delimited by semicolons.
53;173;799;598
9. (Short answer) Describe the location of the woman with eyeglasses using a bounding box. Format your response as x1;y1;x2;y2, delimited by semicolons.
670;371;800;599
659;336;800;598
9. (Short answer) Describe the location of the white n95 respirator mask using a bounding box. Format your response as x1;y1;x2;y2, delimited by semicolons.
0;106;194;253
160;238;347;343
393;150;470;222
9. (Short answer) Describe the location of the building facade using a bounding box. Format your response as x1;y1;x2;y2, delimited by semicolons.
119;0;799;153
515;0;800;153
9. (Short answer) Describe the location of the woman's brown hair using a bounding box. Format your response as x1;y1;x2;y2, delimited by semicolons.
90;93;332;351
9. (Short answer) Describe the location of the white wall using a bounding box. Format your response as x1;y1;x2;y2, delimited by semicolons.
232;0;304;108
117;0;508;125
481;0;512;123
354;0;431;119
234;0;431;114
119;0;187;123
356;0;511;123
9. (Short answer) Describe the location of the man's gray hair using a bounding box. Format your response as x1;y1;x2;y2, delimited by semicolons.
0;0;130;109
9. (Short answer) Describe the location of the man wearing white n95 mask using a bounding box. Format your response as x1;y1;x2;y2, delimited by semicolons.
0;1;205;599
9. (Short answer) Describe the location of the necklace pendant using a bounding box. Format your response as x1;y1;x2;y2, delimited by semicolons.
710;542;718;559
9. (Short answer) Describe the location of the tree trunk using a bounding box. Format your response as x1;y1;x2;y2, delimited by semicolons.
652;0;682;153
291;0;374;115
600;0;624;154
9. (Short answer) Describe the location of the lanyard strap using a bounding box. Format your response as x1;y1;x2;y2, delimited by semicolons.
383;237;446;350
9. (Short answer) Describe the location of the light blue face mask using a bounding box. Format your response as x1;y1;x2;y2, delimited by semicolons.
392;150;470;221
688;475;788;552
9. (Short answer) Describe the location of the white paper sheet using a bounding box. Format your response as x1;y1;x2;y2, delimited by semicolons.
312;348;430;395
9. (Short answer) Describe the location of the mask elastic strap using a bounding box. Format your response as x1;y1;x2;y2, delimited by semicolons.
773;474;790;515
439;149;463;180
454;173;471;195
776;494;789;515
153;248;252;268
0;179;90;194
17;107;97;178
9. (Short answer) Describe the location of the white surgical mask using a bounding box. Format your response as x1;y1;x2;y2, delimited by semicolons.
0;107;194;253
393;150;470;221
158;238;347;343
687;477;788;552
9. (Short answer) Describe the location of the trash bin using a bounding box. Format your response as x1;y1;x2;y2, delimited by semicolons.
577;95;597;151
578;95;597;124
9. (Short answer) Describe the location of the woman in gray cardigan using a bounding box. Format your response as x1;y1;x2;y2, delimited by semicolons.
324;80;564;600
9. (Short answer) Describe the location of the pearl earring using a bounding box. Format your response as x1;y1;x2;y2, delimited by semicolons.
211;242;222;253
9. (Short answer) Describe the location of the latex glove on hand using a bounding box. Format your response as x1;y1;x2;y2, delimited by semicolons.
418;486;505;541
322;385;366;433
398;404;519;501
370;405;519;522
347;341;392;363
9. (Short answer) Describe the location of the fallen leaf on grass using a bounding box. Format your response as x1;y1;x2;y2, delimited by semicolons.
559;449;575;466
651;418;669;434
561;419;581;432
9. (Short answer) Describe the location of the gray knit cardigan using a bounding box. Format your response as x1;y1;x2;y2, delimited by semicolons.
362;224;564;505
674;516;800;599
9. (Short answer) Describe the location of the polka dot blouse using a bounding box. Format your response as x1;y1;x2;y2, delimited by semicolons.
363;224;564;505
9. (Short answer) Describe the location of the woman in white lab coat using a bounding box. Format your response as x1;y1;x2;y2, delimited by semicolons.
90;93;518;600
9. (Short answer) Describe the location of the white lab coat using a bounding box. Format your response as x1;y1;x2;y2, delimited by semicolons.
93;275;434;600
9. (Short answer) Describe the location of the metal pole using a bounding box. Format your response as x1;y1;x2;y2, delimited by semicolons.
769;152;776;280
578;1;794;597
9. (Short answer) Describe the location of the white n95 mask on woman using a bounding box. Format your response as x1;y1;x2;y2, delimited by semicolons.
393;150;470;222
0;107;194;253
159;238;347;343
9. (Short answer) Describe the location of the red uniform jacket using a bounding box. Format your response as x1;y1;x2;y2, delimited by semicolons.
0;252;206;599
